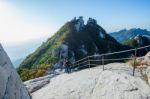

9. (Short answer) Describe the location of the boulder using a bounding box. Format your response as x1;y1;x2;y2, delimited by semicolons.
0;44;30;99
24;75;52;93
24;69;64;93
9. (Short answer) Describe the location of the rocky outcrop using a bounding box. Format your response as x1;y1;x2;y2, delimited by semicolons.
53;43;69;59
87;17;97;25
146;66;150;85
145;52;150;85
145;52;150;65
24;69;64;93
74;16;84;32
0;44;30;99
134;35;143;46
53;43;69;69
32;63;150;99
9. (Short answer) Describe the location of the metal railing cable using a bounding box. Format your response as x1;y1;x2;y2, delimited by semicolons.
74;56;88;63
73;64;89;70
72;45;150;76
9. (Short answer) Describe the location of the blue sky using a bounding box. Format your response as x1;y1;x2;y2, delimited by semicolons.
0;0;150;44
0;0;150;63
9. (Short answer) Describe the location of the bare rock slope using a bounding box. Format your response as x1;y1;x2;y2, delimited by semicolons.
32;63;150;99
0;44;30;99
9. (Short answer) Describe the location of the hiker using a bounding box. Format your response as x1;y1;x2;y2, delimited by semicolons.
64;58;72;73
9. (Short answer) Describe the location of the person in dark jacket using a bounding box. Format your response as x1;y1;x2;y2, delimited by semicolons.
64;58;72;73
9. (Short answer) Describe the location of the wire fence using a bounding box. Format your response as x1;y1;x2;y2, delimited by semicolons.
72;45;150;76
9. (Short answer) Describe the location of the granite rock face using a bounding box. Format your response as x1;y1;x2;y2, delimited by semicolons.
0;44;30;99
53;43;69;69
32;63;150;99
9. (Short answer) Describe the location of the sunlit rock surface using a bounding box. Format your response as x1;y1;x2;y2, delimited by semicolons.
0;44;30;99
32;63;150;99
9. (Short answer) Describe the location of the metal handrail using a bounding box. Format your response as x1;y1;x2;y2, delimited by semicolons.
74;56;88;63
71;45;150;75
74;60;88;66
74;45;150;65
72;64;89;69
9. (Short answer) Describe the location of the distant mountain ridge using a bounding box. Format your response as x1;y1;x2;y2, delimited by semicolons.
110;28;150;56
3;37;48;68
13;58;24;68
110;28;150;43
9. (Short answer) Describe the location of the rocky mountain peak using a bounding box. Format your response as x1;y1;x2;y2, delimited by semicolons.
73;16;98;32
19;17;131;81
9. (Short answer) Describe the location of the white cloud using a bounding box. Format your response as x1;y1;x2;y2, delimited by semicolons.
0;1;56;44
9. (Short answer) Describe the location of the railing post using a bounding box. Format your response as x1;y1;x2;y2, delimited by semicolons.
133;48;137;76
102;55;105;71
72;62;75;71
88;56;90;69
77;61;79;68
